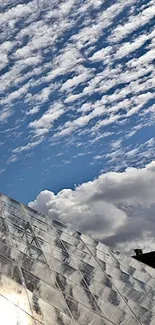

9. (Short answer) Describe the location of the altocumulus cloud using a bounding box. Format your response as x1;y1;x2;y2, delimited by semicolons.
29;161;155;253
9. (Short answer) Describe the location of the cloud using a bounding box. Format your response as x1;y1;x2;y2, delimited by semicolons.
109;3;155;43
29;161;155;253
0;41;14;70
60;71;92;92
28;102;64;137
1;0;155;208
114;33;151;59
0;2;35;25
0;168;5;174
12;137;44;154
26;106;40;116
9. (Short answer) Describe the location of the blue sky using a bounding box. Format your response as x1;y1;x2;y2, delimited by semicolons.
1;0;155;251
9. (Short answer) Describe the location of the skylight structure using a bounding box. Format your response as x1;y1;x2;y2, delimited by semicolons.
0;193;154;325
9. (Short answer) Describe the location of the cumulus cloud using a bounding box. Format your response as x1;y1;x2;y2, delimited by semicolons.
29;161;155;253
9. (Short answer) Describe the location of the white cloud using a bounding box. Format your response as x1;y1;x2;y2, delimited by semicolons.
90;46;112;62
32;86;52;103
0;41;14;70
0;110;12;122
130;48;155;67
60;71;92;92
109;4;155;43
64;93;83;104
59;0;76;16
115;34;150;59
29;102;64;137
0;0;155;174
0;84;29;105
29;161;155;253
12;137;44;154
26;106;40;116
71;0;137;48
0;2;35;25
7;154;18;164
0;168;5;174
54;84;155;136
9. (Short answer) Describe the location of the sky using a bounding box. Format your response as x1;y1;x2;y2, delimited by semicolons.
0;0;155;253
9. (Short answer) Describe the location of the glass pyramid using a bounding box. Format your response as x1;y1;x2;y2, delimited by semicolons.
0;192;154;325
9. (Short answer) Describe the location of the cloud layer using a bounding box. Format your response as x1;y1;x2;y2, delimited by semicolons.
0;0;155;175
29;161;155;253
0;0;155;225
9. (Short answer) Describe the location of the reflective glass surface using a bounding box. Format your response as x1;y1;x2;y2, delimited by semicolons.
0;193;155;324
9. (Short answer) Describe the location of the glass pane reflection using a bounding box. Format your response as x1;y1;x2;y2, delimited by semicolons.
1;193;155;325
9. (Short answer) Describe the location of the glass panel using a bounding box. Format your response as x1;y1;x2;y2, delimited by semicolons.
17;251;56;286
48;257;83;283
27;290;72;325
22;268;69;315
0;294;35;325
1;193;155;325
0;274;31;315
0;242;15;260
12;234;46;263
64;295;117;325
0;254;21;282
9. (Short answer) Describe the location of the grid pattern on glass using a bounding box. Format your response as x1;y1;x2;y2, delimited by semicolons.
1;193;155;324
